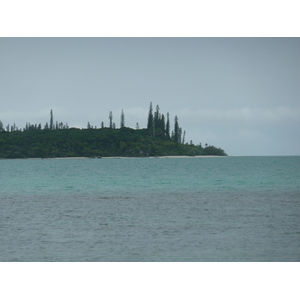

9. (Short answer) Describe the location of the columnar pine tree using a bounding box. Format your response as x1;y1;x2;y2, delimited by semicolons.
120;109;125;128
182;130;186;144
173;116;180;143
160;114;165;136
179;127;182;144
109;111;113;128
166;112;170;137
154;105;160;136
50;109;54;130
147;102;153;135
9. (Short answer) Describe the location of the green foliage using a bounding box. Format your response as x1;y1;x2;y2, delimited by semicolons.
203;145;227;156
0;105;227;158
0;128;227;158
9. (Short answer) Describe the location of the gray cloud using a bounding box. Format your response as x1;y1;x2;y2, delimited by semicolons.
176;106;299;125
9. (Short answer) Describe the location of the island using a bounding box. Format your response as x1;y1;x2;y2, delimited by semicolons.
0;103;227;158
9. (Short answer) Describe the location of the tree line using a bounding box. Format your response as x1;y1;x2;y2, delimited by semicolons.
0;103;227;158
0;103;185;142
0;109;69;132
146;102;184;143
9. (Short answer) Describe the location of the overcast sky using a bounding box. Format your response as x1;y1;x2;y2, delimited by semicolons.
0;37;299;156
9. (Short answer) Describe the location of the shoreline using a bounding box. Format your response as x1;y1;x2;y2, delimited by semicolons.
100;155;224;159
0;155;225;160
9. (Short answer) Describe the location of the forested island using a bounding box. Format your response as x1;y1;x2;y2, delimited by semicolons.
0;103;227;158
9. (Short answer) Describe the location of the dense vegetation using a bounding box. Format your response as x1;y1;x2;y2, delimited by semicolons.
0;104;227;158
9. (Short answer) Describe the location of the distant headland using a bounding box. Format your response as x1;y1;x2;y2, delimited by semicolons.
0;103;227;158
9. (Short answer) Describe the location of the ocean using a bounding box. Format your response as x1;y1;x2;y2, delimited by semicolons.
0;156;299;261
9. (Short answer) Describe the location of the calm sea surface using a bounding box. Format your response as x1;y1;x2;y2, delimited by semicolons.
0;156;299;261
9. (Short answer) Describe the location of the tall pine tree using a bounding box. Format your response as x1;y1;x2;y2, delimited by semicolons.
154;105;160;136
173;115;180;143
50;109;54;130
120;109;125;128
109;111;113;128
182;130;186;144
147;102;153;135
160;114;166;136
166;112;170;137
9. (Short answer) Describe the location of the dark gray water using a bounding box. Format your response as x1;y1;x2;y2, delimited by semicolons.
1;156;299;261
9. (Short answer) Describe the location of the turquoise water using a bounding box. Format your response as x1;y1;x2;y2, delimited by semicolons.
1;156;300;261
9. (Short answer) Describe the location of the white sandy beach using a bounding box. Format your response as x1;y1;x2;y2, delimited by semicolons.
1;155;225;160
99;155;224;159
